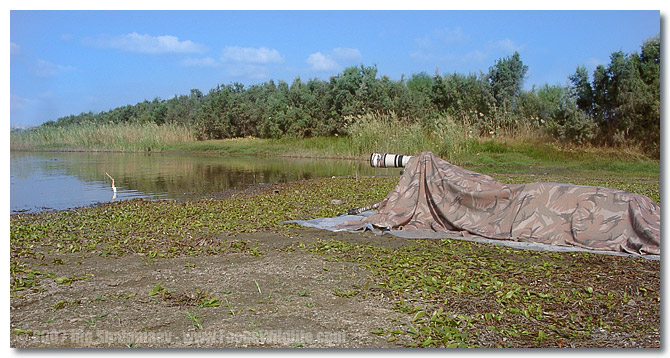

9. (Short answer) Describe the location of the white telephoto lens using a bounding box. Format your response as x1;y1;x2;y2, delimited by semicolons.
369;153;412;168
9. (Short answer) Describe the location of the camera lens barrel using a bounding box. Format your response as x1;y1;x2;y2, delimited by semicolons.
369;153;412;168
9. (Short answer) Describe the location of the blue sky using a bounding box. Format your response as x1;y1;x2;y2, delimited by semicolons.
9;10;661;127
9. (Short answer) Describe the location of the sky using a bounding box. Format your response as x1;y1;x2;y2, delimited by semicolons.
8;9;662;127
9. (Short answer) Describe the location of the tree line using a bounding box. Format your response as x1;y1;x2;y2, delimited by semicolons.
45;35;660;157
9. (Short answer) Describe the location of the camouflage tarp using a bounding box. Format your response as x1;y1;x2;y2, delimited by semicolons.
338;152;660;256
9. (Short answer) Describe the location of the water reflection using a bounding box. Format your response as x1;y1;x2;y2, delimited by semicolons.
10;151;394;213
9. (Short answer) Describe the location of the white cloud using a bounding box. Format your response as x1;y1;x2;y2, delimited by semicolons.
226;64;270;80
83;32;206;55
180;57;220;68
217;46;283;80
10;42;20;56
415;27;467;50
306;48;361;72
463;50;488;64
221;46;283;64
411;27;526;68
10;93;32;111
411;27;477;65
332;47;362;61
433;27;467;44
10;92;57;127
306;52;340;71
33;59;74;77
491;38;524;53
409;49;430;61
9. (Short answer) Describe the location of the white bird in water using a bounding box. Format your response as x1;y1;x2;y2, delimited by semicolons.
105;172;117;200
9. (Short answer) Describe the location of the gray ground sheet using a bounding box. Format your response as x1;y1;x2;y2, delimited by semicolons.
285;211;660;261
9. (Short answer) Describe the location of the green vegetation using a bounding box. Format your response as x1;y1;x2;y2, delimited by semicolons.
185;311;203;330
10;121;194;152
11;35;660;158
306;238;659;348
10;115;659;180
8;35;661;348
10;169;660;348
10;171;659;284
148;282;171;298
167;118;659;177
9;176;397;261
10;170;660;262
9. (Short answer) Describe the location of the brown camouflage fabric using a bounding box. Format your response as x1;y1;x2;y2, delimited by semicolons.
339;152;660;256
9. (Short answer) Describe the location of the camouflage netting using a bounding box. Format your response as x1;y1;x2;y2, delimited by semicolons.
338;152;660;256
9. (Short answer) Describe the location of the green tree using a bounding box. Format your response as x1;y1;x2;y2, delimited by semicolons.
567;35;659;155
541;84;596;144
487;51;528;112
152;101;168;124
629;36;660;155
568;65;593;115
406;72;433;95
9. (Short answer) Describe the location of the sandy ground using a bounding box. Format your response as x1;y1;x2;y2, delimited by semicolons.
10;228;416;348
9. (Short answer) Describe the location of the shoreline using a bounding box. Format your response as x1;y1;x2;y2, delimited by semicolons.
9;147;369;162
10;137;661;176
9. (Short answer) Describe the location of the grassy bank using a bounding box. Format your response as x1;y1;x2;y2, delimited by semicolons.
10;122;195;152
11;117;660;177
167;136;658;176
172;113;658;177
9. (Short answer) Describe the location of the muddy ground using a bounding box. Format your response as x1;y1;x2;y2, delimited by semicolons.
10;223;662;348
11;228;420;348
9;175;661;349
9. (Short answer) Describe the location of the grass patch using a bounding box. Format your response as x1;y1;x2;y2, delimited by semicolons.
12;115;659;179
185;311;203;330
167;135;659;177
10;169;659;264
453;137;658;175
10;122;195;152
9;176;398;261
9;169;660;348
307;238;660;348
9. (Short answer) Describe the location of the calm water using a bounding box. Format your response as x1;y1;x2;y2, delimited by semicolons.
10;151;394;213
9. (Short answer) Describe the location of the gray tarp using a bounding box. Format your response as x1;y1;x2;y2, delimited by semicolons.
286;212;659;260
288;152;661;259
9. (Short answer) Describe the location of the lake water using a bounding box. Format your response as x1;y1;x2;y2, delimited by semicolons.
10;151;394;213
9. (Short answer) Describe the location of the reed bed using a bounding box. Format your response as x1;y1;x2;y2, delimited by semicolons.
11;114;657;176
10;122;195;152
344;113;469;160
